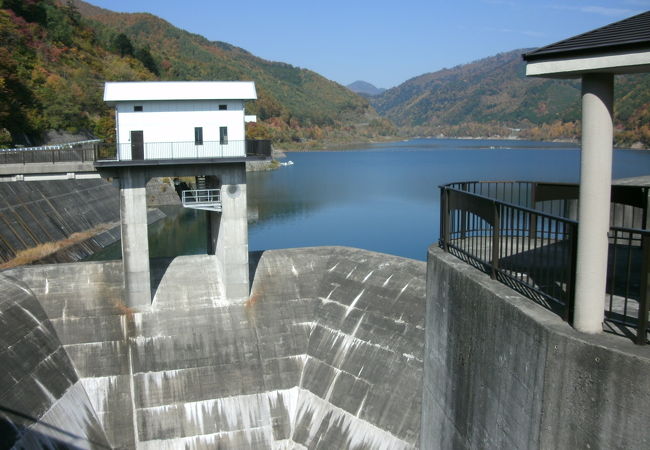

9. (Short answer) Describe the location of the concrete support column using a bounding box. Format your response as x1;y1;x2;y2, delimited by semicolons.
119;169;151;308
209;164;249;299
573;73;614;334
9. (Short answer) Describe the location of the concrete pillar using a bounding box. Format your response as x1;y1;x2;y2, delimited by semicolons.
573;73;614;334
119;168;151;308
209;164;249;299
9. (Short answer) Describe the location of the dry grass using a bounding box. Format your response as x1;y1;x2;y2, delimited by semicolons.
0;222;117;269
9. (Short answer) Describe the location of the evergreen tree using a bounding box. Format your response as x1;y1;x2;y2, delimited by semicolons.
113;33;134;57
135;47;159;76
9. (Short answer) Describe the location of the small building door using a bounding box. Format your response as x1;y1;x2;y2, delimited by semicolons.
131;130;144;160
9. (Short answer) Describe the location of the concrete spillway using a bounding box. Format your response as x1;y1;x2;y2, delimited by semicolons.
1;247;425;448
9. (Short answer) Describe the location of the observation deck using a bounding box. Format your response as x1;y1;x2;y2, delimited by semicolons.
439;180;650;344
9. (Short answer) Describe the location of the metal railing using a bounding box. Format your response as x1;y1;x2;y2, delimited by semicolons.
96;139;272;161
245;139;273;158
440;181;650;344
0;142;99;164
0;139;272;164
181;189;222;212
606;227;650;343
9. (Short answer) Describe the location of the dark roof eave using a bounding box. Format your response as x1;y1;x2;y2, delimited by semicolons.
523;10;650;62
523;41;650;62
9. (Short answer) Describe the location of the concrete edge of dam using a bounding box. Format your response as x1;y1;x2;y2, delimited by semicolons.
423;245;650;450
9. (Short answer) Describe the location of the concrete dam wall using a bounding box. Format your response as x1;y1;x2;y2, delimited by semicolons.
423;246;650;450
0;180;121;263
1;247;425;449
0;273;111;448
0;179;170;265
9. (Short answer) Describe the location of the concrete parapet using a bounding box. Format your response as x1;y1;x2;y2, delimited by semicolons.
423;245;650;450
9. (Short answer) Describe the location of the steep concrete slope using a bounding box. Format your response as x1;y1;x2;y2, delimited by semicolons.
0;179;167;265
0;273;110;448
3;247;425;449
0;180;121;263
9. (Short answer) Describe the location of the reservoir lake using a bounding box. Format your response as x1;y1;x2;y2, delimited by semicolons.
92;138;650;262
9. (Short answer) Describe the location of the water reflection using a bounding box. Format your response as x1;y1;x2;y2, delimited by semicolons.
90;138;650;262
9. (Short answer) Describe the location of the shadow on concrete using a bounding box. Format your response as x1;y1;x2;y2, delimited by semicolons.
495;240;646;342
0;405;111;449
248;251;265;288
150;257;174;298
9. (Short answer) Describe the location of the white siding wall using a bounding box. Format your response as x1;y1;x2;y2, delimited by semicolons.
115;100;246;159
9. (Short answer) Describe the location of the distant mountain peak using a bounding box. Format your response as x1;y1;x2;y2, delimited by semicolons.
347;81;386;97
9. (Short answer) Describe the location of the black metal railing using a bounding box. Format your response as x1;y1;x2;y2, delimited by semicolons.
440;181;649;344
246;139;272;158
0;141;100;164
606;227;650;343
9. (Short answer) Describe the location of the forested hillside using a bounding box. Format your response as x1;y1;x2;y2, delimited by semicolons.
0;0;390;147
0;0;156;146
371;49;650;147
3;1;648;148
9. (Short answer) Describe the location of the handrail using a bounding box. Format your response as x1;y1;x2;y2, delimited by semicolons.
440;184;579;223
439;180;649;344
181;189;222;212
0;139;272;164
182;188;221;203
96;139;272;161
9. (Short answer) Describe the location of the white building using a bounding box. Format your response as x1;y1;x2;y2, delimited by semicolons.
103;81;257;160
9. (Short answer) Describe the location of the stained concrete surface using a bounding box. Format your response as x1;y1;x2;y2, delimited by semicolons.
423;245;650;450
2;246;425;449
0;273;111;449
0;179;166;264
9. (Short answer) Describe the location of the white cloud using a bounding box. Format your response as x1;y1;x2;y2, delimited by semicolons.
549;4;637;17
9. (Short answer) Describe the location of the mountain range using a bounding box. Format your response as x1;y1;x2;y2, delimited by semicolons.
370;50;650;145
0;0;384;146
1;0;649;148
347;81;386;97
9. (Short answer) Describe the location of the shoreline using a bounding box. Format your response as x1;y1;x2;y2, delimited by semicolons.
274;136;649;154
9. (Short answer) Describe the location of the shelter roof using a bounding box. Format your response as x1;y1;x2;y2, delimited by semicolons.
104;81;257;102
523;11;650;78
523;11;650;62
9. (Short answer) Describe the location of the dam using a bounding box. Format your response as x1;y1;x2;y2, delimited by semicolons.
1;247;425;448
3;49;650;448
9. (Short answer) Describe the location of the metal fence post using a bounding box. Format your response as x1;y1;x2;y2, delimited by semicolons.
636;234;649;345
440;188;450;251
566;223;578;323
491;201;500;279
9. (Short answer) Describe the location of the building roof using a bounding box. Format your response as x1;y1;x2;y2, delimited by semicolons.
523;11;650;62
104;81;257;102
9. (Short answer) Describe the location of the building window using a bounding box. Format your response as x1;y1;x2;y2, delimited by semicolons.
219;104;227;110
219;126;228;145
134;105;143;112
195;127;203;145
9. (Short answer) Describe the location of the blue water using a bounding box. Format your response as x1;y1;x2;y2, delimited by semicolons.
92;138;650;262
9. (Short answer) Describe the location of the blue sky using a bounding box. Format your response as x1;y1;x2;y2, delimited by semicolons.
86;0;649;88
